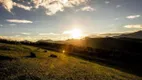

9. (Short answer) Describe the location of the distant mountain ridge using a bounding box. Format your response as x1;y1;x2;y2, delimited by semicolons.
118;30;142;39
89;30;142;39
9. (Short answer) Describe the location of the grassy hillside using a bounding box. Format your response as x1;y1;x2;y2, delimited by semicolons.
65;37;142;53
0;43;141;80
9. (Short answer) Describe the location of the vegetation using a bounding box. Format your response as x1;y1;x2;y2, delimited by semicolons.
0;37;142;77
0;42;141;80
28;37;142;76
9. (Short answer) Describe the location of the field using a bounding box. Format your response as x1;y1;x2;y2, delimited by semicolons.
0;43;141;80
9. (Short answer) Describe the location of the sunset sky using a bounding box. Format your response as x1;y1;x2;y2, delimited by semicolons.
0;0;142;41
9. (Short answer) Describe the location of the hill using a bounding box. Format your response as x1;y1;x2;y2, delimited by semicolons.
88;30;142;39
0;43;141;80
118;30;142;39
65;37;142;53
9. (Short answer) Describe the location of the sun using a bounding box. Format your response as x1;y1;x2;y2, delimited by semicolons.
70;28;82;39
63;28;83;39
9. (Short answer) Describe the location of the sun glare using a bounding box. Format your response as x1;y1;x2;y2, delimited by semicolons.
70;28;82;39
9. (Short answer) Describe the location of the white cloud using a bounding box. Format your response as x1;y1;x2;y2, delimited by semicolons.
33;0;88;15
9;24;16;26
126;15;141;19
6;19;33;23
115;18;119;20
124;25;142;29
21;33;31;35
39;33;60;36
63;31;71;34
13;2;32;11
0;0;89;15
0;24;3;27
44;2;64;15
0;0;32;12
15;35;21;37
0;0;13;12
116;5;121;8
105;1;110;4
80;6;95;12
46;12;54;16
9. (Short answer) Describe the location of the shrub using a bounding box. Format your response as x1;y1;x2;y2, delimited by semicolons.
49;54;57;58
0;55;14;60
29;52;36;58
44;50;48;52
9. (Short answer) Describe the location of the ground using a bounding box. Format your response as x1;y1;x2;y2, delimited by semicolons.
0;43;141;80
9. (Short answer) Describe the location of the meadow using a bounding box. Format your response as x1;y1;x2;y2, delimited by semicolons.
0;42;141;80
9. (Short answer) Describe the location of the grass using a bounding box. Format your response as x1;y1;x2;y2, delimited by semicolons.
0;43;141;80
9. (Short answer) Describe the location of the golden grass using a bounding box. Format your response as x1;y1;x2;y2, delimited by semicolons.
0;43;141;80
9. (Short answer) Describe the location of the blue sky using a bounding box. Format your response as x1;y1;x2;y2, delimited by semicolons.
0;0;142;41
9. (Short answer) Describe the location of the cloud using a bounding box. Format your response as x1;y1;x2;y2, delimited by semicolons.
76;6;95;12
15;35;21;37
126;15;141;19
0;0;89;15
9;24;16;26
124;25;142;29
116;5;121;8
105;1;110;4
109;24;114;27
33;0;88;15
13;2;32;11
80;6;95;11
0;0;32;12
21;32;31;35
6;19;33;23
39;33;60;36
115;18;119;20
0;24;3;27
0;0;13;12
63;31;71;34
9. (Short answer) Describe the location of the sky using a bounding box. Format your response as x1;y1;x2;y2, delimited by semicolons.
0;0;142;41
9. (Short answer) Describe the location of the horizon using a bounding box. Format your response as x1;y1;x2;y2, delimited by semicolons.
0;0;142;41
0;30;141;42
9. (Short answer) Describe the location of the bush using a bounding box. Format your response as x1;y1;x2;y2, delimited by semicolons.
0;55;14;60
49;54;57;58
29;52;36;58
44;50;48;52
